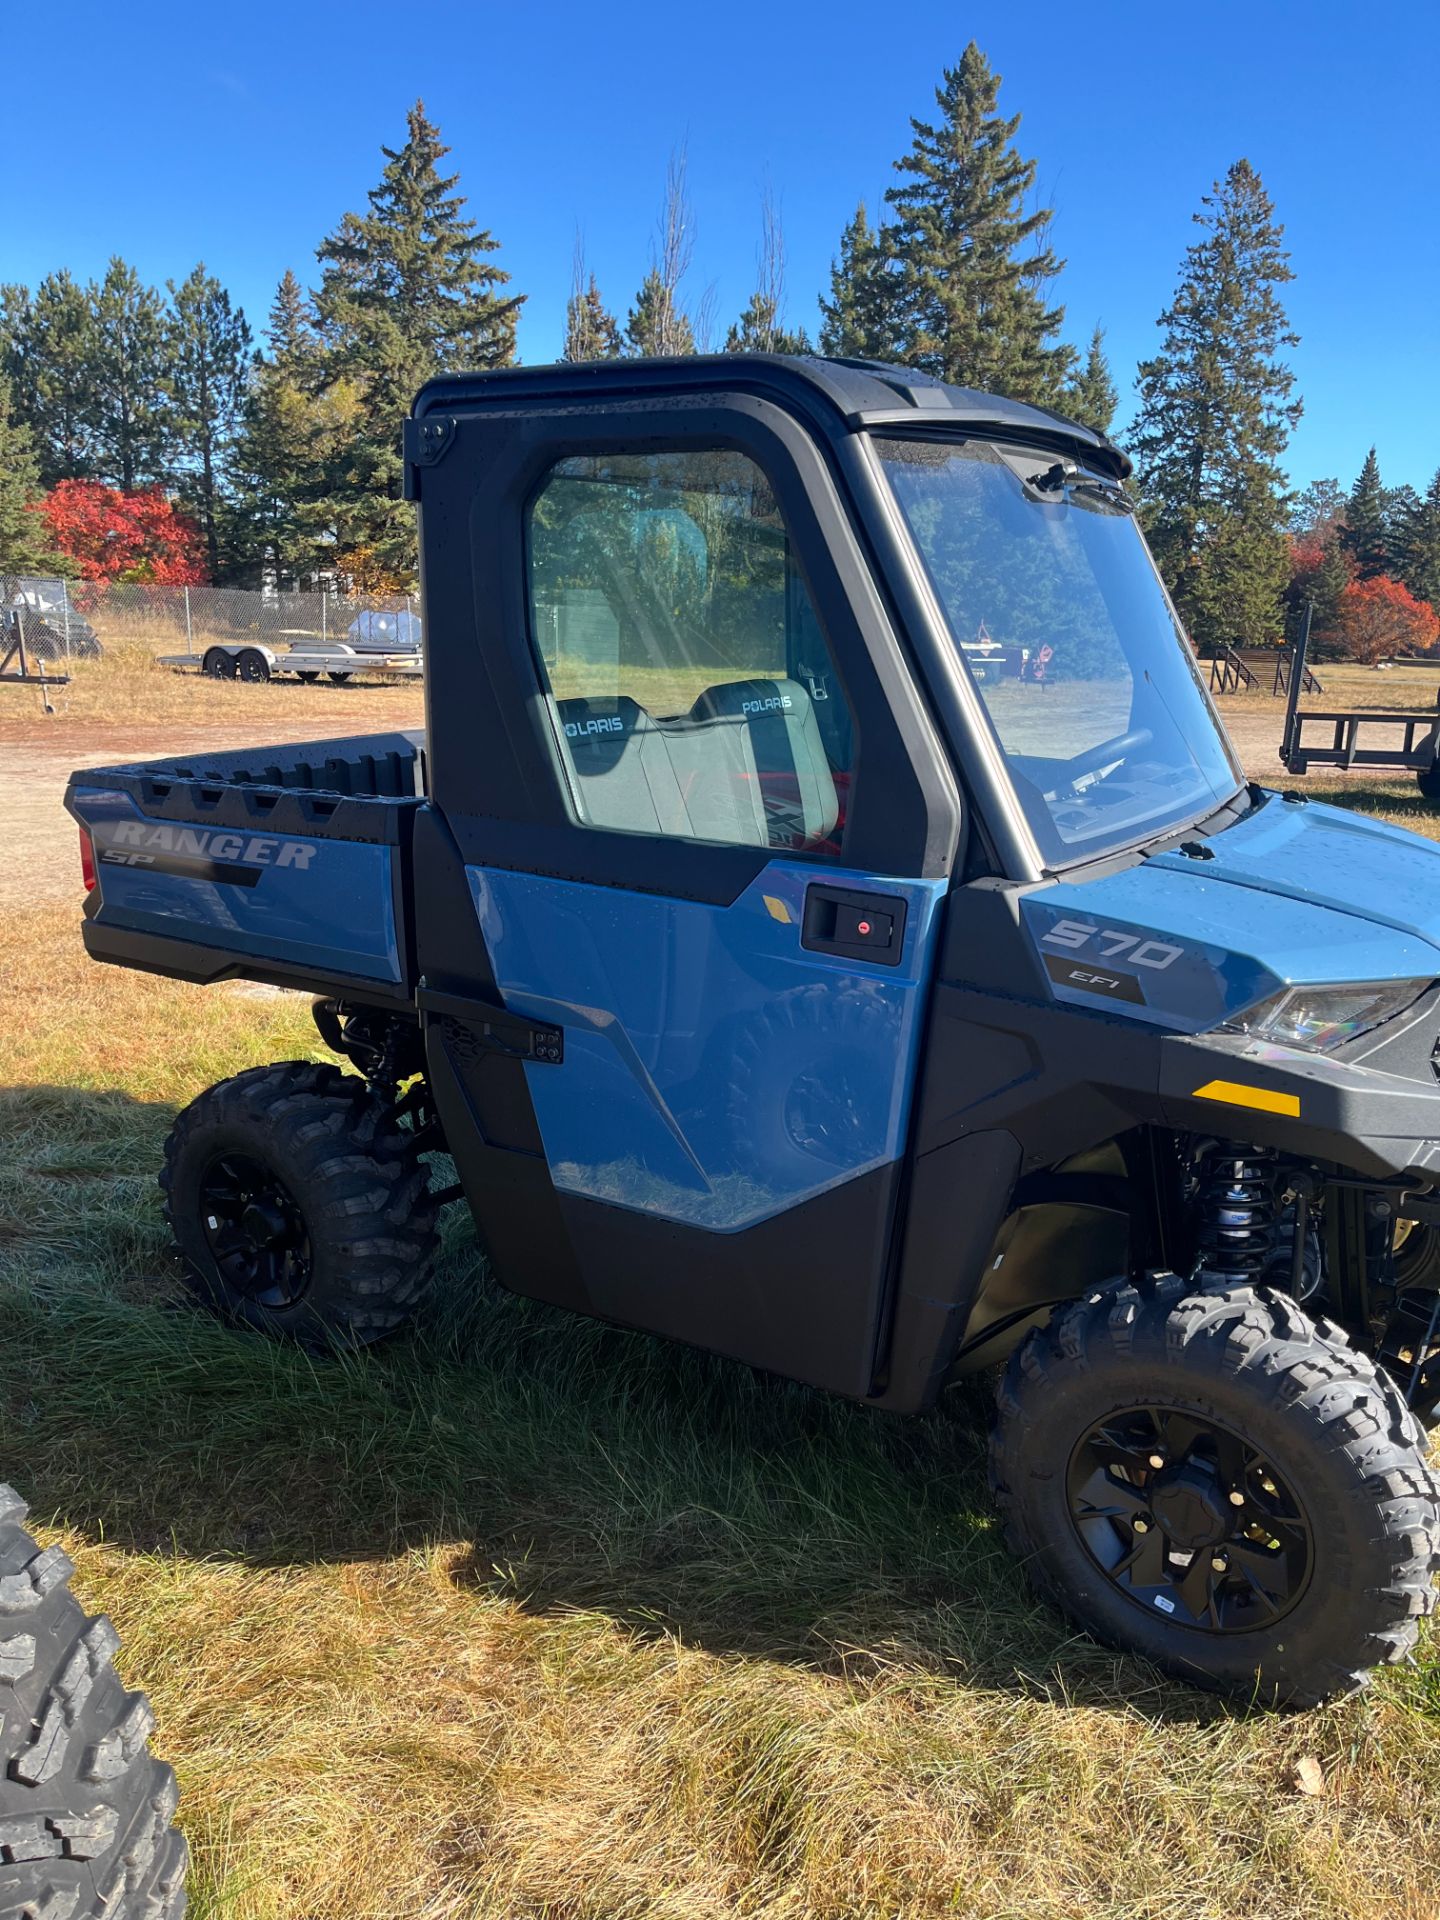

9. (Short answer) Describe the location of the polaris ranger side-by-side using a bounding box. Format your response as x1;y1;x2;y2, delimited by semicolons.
66;357;1440;1706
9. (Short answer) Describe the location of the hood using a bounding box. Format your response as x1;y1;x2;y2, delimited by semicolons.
1021;792;1440;1032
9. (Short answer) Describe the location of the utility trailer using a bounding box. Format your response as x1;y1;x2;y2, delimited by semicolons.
160;637;424;685
68;353;1440;1708
1280;606;1440;795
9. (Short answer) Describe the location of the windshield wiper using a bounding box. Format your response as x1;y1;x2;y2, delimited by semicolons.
1028;459;1135;514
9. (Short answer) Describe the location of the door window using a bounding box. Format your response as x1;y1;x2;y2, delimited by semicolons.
525;448;855;856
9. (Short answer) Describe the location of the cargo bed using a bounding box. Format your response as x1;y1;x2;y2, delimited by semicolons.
65;731;426;1000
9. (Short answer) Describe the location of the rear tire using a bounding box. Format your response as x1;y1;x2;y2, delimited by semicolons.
326;671;352;685
160;1062;438;1349
0;1485;187;1918
991;1276;1440;1706
234;649;270;684
200;648;236;681
295;671;320;684
1417;762;1440;800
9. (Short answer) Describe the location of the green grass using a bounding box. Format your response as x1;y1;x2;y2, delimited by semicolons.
8;771;1440;1914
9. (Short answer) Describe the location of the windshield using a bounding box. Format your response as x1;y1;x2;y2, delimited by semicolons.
875;436;1243;865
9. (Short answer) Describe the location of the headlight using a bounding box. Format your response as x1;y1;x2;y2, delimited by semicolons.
1223;980;1432;1054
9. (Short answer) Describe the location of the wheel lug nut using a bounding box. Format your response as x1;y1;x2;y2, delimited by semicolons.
1148;1453;1166;1469
1228;1490;1245;1507
1211;1553;1229;1573
1133;1517;1151;1534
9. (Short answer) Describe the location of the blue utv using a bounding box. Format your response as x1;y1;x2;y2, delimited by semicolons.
67;356;1440;1706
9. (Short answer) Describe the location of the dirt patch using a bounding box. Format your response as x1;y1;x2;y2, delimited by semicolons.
1;713;414;912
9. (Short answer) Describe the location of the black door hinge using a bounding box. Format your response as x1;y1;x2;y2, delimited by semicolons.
417;982;563;1064
402;416;457;501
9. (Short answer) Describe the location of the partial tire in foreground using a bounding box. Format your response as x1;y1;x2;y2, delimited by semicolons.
0;1485;186;1919
161;1062;439;1349
991;1276;1440;1706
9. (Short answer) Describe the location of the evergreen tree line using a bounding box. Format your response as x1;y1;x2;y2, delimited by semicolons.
1288;455;1440;636
1;52;1435;650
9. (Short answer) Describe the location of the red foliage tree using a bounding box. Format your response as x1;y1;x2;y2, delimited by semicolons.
1332;574;1440;665
33;480;207;584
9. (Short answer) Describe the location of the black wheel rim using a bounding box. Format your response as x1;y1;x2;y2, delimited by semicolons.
1066;1405;1314;1634
197;1152;312;1310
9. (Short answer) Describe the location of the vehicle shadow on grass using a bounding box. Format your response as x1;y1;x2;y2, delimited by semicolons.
1311;782;1440;822
1;1082;1239;1727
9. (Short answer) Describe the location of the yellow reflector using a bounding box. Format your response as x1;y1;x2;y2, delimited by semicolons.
1191;1079;1301;1118
762;895;792;925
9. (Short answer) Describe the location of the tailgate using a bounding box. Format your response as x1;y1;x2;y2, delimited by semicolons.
65;734;423;997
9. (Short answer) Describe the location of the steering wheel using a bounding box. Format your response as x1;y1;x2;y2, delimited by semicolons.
1065;727;1153;782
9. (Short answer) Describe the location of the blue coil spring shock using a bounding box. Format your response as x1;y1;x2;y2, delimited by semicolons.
1193;1152;1281;1285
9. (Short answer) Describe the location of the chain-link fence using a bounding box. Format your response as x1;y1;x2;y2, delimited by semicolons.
1;576;421;665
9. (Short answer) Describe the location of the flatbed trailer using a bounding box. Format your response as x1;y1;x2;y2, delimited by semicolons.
1280;606;1440;793
159;639;423;685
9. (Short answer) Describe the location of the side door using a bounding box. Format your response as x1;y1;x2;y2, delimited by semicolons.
414;389;962;1396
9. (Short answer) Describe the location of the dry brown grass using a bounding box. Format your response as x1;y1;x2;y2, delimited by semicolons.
1;639;424;735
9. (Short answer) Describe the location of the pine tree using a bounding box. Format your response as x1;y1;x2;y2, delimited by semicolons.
167;264;253;581
1397;469;1440;610
625;270;695;357
1343;448;1389;579
2;272;101;484
90;258;170;490
267;269;316;369
818;203;903;361
885;44;1073;401
725;293;811;354
0;375;64;574
228;274;334;587
564;275;622;361
314;101;522;583
1130;160;1302;651
1064;326;1118;434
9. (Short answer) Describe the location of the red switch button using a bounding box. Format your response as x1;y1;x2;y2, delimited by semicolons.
834;904;895;949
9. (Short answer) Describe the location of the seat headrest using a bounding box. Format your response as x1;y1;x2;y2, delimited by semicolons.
687;678;809;724
554;694;648;770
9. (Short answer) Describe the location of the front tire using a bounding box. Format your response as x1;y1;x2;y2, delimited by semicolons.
161;1063;439;1349
0;1485;186;1918
991;1276;1440;1706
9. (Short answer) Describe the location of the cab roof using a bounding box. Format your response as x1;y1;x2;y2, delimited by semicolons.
412;352;1131;479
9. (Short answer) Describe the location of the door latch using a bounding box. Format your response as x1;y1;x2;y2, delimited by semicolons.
800;885;907;966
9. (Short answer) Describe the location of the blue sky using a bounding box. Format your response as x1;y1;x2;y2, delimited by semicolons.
4;0;1437;490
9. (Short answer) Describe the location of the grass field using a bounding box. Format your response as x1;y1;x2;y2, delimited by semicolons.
6;651;1440;1917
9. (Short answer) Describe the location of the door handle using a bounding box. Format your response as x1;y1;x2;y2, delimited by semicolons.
800;884;907;966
